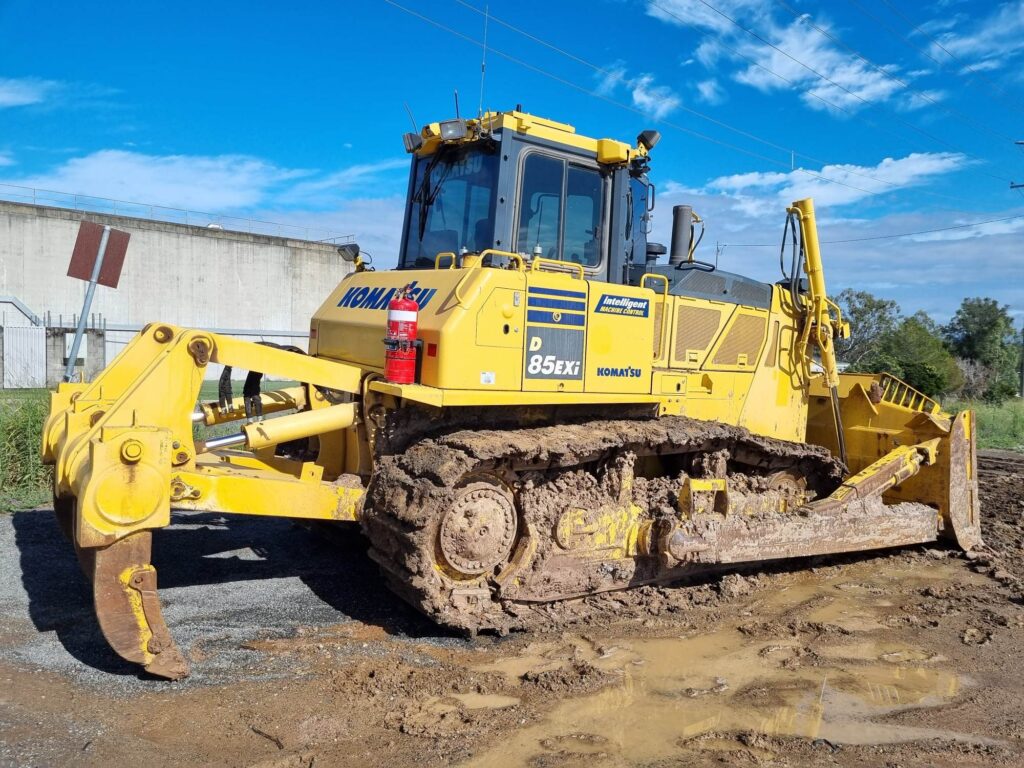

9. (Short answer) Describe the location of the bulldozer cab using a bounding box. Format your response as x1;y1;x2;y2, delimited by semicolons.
397;110;654;286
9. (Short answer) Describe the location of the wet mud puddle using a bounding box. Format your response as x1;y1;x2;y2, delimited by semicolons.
464;562;992;767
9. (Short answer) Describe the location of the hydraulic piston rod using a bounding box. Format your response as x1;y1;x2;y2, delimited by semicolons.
200;403;358;453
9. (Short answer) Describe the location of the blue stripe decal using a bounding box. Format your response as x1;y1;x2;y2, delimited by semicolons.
527;310;586;327
527;286;587;299
527;296;587;311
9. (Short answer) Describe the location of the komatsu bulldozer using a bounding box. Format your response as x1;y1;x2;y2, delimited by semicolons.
42;109;980;679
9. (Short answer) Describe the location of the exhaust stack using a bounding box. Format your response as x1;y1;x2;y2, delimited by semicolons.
669;205;692;266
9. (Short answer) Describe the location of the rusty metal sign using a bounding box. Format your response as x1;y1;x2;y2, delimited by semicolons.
68;220;130;288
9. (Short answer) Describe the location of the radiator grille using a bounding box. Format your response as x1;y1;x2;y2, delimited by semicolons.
764;320;780;367
712;314;767;366
673;305;722;362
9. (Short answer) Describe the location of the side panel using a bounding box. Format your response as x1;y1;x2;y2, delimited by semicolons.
473;287;526;389
656;284;809;442
522;276;588;392
736;287;809;442
584;284;655;393
312;267;529;390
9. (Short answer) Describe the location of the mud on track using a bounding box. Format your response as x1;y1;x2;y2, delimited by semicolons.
1;450;1023;767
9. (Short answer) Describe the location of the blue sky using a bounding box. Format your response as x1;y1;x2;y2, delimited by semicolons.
1;0;1022;322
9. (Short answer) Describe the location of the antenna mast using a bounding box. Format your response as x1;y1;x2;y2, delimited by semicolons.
403;102;418;133
478;4;489;120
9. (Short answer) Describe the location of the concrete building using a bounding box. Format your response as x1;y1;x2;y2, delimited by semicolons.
0;201;353;385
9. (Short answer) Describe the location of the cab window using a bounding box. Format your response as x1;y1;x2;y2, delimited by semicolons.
516;153;604;267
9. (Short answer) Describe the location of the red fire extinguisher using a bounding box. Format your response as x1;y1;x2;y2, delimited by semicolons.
384;285;420;384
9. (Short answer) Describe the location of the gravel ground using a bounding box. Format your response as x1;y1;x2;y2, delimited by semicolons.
0;509;461;692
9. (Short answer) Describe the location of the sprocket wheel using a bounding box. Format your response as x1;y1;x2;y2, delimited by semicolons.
438;478;518;577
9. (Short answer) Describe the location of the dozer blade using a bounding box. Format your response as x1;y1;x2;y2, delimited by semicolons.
705;445;941;566
89;532;189;680
945;410;982;551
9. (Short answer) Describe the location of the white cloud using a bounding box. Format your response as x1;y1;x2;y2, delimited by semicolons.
645;0;772;34
0;151;14;167
897;88;948;111
695;78;726;104
0;150;408;213
652;176;1024;323
597;65;681;119
1;150;301;210
695;37;726;68
596;65;628;95
284;158;409;204
0;77;59;108
908;215;1024;242
705;151;968;208
646;149;1023;323
630;75;681;119
925;1;1024;71
734;18;903;111
646;3;930;113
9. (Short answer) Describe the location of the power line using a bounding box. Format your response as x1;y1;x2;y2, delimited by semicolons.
875;0;1024;114
449;0;970;204
773;0;1020;145
454;0;812;164
643;1;864;117
1014;141;1024;192
723;213;1024;247
846;0;944;67
383;0;885;199
687;0;1014;182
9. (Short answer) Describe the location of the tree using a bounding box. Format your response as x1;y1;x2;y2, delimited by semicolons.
860;312;963;397
943;298;1020;401
834;289;901;367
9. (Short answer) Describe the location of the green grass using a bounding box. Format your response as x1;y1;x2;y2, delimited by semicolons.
945;398;1024;452
0;390;52;511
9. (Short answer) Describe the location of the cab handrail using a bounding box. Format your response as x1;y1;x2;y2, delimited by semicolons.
641;273;670;360
530;256;585;280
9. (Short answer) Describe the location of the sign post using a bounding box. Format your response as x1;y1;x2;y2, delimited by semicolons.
64;220;130;382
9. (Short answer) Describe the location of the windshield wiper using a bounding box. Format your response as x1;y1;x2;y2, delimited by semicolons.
416;148;453;241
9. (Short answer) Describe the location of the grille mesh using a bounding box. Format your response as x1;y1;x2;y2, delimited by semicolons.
764;320;780;367
673;305;722;362
712;314;766;366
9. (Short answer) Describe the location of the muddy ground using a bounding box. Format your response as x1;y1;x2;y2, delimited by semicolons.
1;450;1022;767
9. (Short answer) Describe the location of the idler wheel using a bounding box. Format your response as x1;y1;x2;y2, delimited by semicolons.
438;479;518;577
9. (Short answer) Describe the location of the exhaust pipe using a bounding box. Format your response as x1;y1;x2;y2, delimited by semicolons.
669;205;693;266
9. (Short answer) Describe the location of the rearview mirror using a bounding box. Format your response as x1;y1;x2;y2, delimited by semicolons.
337;243;360;262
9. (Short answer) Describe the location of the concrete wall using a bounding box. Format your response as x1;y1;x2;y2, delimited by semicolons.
0;201;353;380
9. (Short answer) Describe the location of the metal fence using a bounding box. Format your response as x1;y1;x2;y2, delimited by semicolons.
2;326;45;388
0;182;355;244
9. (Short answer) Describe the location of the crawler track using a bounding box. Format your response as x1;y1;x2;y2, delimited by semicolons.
361;413;846;633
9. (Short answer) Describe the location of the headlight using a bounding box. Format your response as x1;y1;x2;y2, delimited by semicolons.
439;119;468;141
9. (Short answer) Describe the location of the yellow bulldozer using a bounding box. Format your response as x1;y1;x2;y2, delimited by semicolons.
42;109;980;679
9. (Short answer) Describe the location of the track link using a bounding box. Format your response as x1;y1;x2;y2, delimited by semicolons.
361;413;845;633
